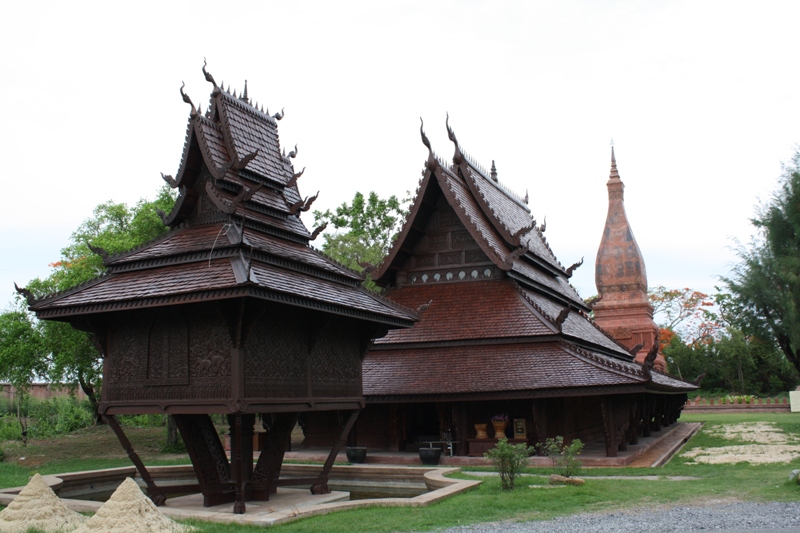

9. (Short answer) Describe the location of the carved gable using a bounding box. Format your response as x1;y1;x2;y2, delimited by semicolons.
396;196;496;287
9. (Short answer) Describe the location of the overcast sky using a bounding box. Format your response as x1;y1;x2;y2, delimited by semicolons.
2;0;799;308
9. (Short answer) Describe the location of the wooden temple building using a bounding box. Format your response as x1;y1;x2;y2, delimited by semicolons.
25;66;416;513
304;120;697;457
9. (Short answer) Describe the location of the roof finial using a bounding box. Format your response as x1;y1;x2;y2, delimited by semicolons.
446;113;464;165
420;117;439;172
610;143;620;179
241;80;249;103
490;160;498;182
202;58;218;92
179;82;197;118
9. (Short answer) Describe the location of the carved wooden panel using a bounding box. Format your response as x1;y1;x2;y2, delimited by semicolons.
438;252;462;265
147;310;189;386
107;315;149;386
438;208;460;228
310;317;361;397
104;304;232;403
244;309;308;398
400;199;493;282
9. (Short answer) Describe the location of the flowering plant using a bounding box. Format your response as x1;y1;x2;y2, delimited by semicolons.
491;414;508;423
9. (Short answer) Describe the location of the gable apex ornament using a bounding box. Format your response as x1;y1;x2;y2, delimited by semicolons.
420;118;439;172
202;58;218;92
180;82;197;117
446;113;464;165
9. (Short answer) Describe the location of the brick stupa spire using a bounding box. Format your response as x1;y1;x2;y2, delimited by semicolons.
593;147;666;372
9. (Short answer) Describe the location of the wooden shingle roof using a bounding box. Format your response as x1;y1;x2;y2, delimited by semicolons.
30;71;416;330
365;118;696;398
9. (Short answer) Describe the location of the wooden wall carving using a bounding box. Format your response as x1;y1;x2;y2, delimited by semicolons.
147;310;189;385
244;309;307;398
104;305;232;403
310;317;361;398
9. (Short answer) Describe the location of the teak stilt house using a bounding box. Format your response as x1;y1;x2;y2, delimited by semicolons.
302;120;696;457
26;67;416;513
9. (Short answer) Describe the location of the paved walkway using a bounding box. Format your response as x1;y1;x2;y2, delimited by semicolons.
284;422;703;468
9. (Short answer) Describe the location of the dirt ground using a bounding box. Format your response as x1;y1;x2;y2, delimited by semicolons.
2;424;189;470
681;422;800;465
2;421;307;470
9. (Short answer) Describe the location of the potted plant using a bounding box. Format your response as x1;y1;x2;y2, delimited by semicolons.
419;444;442;465
346;446;367;463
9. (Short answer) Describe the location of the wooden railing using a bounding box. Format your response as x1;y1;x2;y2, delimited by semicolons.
683;396;790;411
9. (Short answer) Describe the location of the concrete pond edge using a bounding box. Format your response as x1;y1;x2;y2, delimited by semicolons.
0;464;482;527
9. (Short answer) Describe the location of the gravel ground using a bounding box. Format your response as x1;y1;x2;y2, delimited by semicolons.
430;501;800;532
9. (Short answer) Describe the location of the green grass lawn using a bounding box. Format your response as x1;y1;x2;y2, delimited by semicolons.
3;412;800;533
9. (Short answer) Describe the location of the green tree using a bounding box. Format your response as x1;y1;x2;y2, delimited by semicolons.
722;150;800;376
312;191;408;286
5;186;176;422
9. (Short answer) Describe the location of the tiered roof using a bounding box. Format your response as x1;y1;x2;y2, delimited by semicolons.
29;67;416;330
365;119;695;400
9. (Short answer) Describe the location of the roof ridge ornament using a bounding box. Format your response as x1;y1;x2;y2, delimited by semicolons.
555;305;571;331
180;82;197;118
87;243;109;261
241;80;249;103
420;118;439;172
160;173;179;189
286;167;305;188
14;282;35;305
446;113;464;165
202;58;219;93
565;257;584;278
490;160;497;182
273;108;285;121
310;222;327;241
640;339;659;381
416;299;433;315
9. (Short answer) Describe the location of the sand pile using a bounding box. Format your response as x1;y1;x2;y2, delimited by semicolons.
72;478;191;533
0;473;87;532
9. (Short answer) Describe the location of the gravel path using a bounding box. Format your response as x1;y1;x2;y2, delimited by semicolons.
429;501;800;532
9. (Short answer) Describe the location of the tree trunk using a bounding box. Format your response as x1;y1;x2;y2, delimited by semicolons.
78;371;103;425
776;333;800;376
166;415;179;450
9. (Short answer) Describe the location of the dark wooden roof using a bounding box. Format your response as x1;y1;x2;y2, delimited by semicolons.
30;76;416;330
365;341;696;402
364;119;696;398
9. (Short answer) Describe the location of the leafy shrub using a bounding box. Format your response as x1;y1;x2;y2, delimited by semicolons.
117;414;166;428
27;397;93;438
724;395;756;405
484;437;535;490
0;415;22;441
536;436;584;478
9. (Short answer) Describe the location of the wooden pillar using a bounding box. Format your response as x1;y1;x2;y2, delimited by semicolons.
388;404;400;452
174;414;232;507
457;403;468;457
600;397;617;457
532;400;547;446
228;413;255;514
251;412;299;500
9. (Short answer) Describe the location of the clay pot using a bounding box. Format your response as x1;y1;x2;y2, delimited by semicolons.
346;446;367;463
419;447;442;465
474;423;489;439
